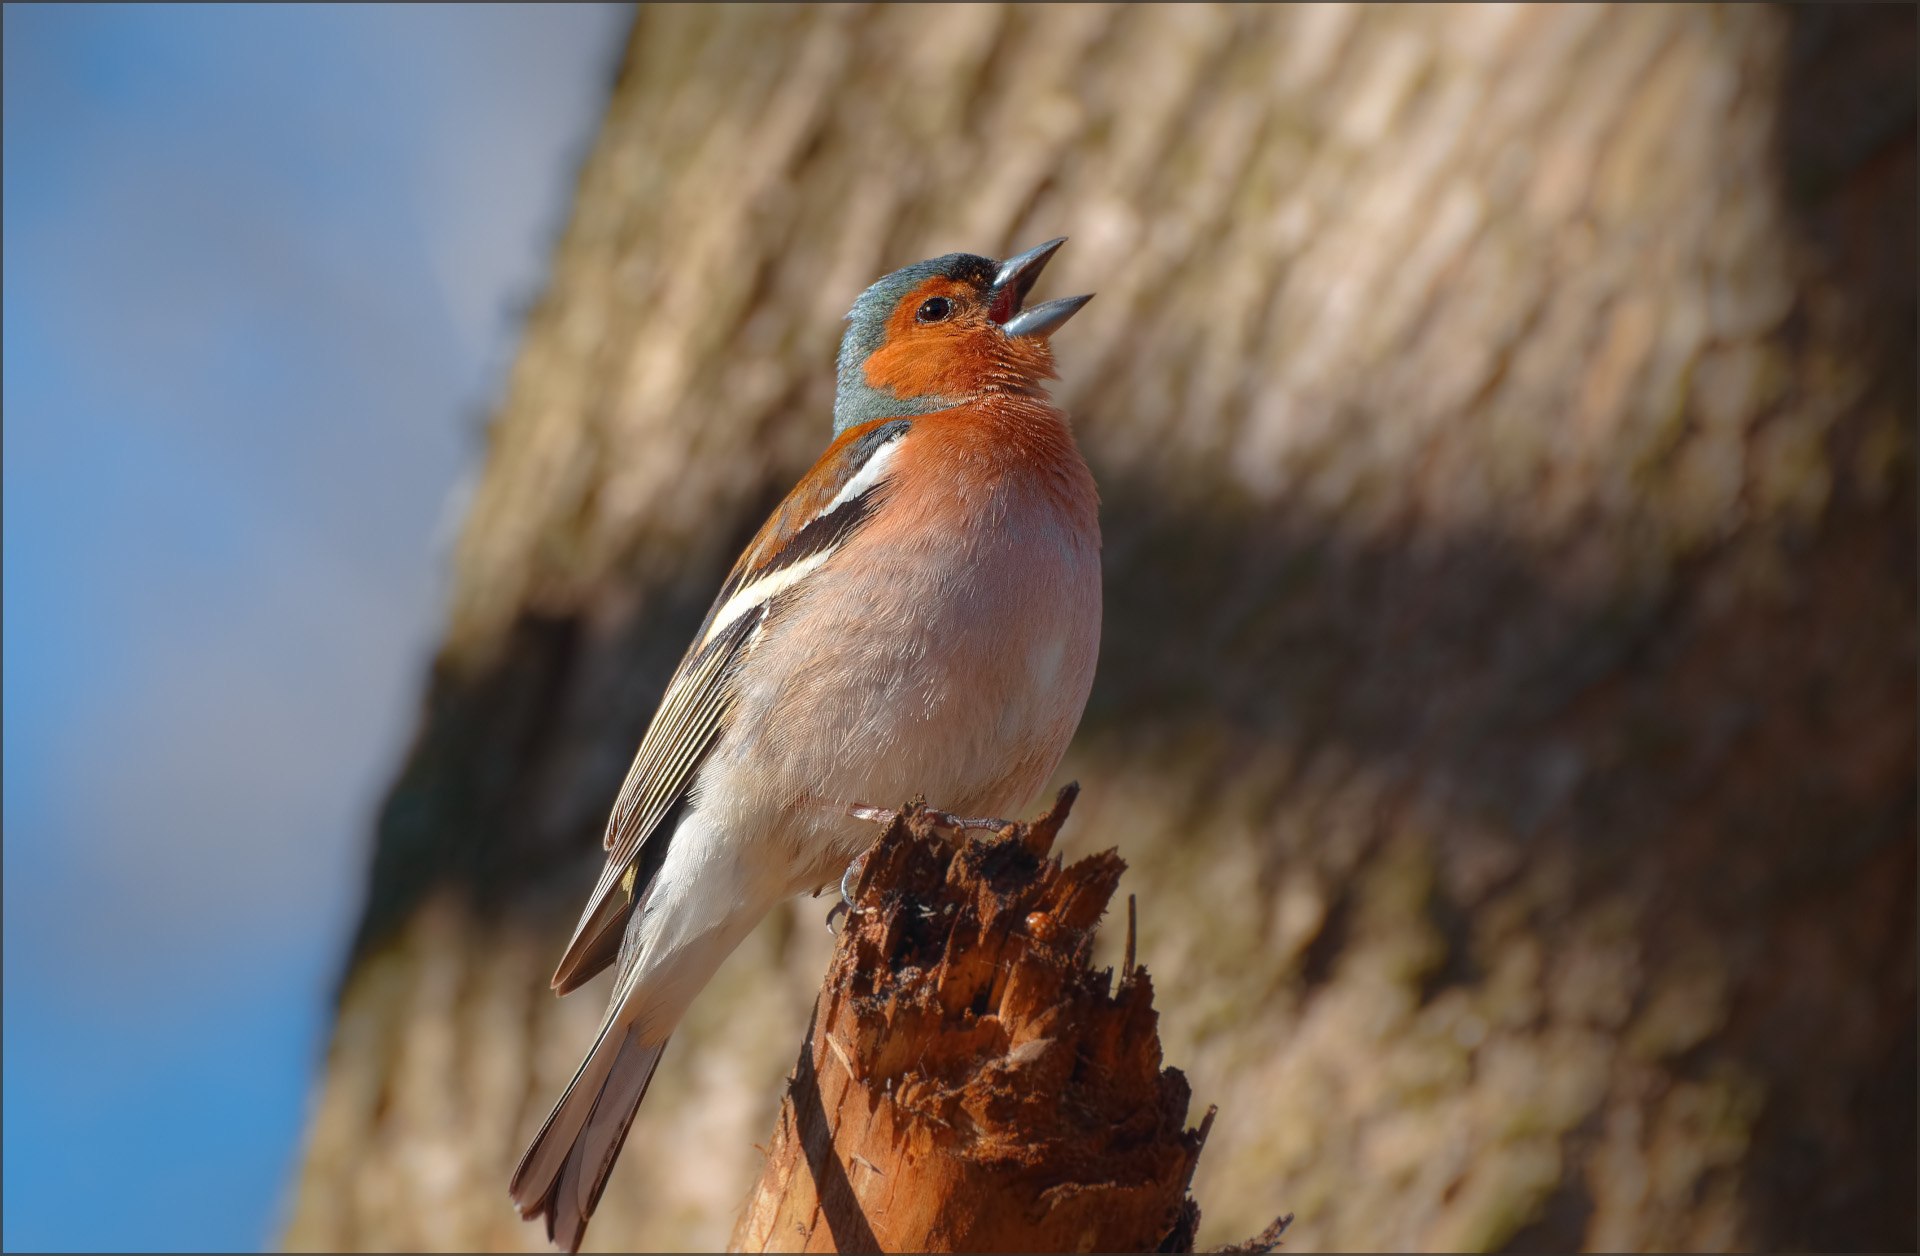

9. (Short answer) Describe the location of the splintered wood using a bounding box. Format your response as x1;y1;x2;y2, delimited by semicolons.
730;786;1213;1254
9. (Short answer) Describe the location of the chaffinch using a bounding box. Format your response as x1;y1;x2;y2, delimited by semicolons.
510;239;1102;1251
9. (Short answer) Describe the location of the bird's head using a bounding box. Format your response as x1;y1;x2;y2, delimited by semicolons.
833;237;1092;433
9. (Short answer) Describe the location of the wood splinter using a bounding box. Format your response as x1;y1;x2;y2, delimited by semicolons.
731;785;1286;1254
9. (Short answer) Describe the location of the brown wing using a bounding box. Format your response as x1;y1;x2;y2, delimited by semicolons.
547;416;913;994
548;604;760;992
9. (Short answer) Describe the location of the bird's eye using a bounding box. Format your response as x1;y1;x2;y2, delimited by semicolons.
915;296;954;324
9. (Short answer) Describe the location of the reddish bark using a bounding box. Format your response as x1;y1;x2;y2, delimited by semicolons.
731;788;1231;1253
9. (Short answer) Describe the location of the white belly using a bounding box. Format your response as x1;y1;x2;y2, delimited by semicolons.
694;485;1101;893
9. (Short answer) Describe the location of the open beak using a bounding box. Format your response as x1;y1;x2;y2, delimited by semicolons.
989;236;1094;339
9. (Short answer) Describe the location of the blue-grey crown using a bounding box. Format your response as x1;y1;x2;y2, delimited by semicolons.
833;253;996;435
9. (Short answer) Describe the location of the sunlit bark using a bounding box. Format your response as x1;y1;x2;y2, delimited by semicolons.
286;5;1915;1251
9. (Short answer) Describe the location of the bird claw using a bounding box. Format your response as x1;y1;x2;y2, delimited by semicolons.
847;801;1017;835
827;852;868;934
830;803;1016;934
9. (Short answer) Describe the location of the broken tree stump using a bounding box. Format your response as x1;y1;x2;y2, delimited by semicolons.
730;785;1219;1254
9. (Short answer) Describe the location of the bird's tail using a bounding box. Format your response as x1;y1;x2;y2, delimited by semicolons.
509;1018;668;1253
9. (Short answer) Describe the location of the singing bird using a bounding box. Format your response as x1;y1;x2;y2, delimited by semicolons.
509;239;1102;1250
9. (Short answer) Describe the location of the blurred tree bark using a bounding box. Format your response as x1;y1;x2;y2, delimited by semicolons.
285;4;1914;1252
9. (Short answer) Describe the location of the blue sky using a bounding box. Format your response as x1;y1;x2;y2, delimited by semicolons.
2;5;630;1249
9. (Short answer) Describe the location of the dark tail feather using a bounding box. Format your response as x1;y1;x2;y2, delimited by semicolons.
550;887;631;995
510;1022;669;1252
553;800;685;994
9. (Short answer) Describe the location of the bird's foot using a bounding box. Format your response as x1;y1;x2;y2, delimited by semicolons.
848;802;1018;835
829;803;1017;933
825;849;871;934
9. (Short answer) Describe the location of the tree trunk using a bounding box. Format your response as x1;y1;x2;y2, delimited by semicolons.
731;788;1225;1255
285;5;1915;1252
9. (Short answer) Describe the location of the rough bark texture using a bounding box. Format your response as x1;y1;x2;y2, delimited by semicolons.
731;788;1214;1254
286;5;1915;1252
